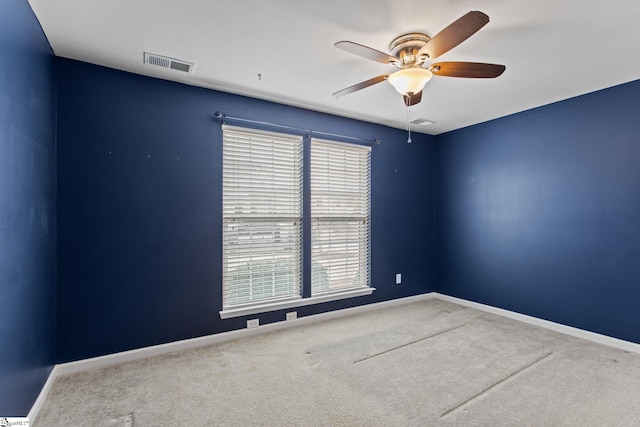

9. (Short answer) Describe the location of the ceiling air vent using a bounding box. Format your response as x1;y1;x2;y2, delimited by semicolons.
410;118;436;127
144;52;193;73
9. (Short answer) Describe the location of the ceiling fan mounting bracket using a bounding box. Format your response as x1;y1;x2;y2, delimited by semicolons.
389;33;431;65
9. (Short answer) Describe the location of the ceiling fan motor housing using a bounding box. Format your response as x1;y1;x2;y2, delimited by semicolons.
389;33;431;66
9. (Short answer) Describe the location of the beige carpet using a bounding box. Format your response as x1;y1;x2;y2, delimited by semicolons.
34;299;640;426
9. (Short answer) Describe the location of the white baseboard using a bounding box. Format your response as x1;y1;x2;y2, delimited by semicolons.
27;364;59;422
434;293;640;354
28;291;640;421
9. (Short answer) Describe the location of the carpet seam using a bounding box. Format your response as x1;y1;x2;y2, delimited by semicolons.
440;351;555;418
353;324;467;364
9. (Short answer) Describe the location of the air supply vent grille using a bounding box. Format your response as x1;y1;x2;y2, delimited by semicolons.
410;118;436;127
144;52;193;73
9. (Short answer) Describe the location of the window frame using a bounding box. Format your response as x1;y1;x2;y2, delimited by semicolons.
219;126;374;319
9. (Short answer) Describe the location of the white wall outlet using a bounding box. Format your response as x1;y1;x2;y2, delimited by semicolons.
246;319;259;329
395;273;402;285
286;311;297;321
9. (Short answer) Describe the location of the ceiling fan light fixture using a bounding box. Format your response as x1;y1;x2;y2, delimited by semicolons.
388;68;433;96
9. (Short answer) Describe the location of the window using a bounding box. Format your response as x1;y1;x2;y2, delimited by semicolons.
222;126;303;309
221;126;373;318
311;139;371;296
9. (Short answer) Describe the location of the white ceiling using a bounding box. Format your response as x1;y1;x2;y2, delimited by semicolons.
28;0;640;135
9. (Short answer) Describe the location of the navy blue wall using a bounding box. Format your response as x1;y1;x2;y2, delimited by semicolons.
436;79;640;344
0;0;57;416
56;58;436;362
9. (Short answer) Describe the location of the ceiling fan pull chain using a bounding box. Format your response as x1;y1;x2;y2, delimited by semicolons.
407;95;412;143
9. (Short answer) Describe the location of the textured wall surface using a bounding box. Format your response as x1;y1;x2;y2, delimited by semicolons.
56;58;436;362
0;0;56;416
436;79;640;343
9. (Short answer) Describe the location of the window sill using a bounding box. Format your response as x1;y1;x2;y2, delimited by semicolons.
219;287;376;319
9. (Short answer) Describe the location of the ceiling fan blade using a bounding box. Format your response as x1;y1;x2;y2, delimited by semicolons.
417;11;490;60
403;90;422;106
333;75;388;98
430;62;505;78
335;41;398;65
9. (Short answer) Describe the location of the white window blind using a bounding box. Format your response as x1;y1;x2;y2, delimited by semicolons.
222;126;303;309
310;139;371;295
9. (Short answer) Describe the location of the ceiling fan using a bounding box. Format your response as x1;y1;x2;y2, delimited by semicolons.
333;11;505;107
